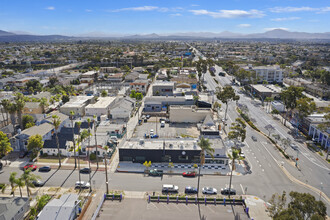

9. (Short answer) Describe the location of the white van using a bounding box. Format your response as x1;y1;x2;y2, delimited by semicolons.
162;184;179;194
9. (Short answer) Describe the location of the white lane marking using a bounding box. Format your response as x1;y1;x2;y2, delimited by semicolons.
207;206;216;213
240;184;245;194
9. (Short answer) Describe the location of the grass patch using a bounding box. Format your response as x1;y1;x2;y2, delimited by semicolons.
48;187;60;192
67;158;88;164
318;152;324;156
37;158;66;163
180;134;196;138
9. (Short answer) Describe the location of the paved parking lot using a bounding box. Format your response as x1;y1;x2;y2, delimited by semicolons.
97;198;247;220
133;117;199;138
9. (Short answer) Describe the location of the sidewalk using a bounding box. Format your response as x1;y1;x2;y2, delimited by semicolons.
243;195;271;220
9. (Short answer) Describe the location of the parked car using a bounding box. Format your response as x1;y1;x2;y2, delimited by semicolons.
149;169;163;176
182;171;196;177
19;151;28;158
75;181;90;189
38;166;51;172
251;136;257;141
110;136;118;144
146;115;151;119
80;168;91;174
150;129;154;136
185;186;198;194
24;165;37;171
221;188;236;195
202;187;217;195
150;134;159;139
240;152;245;159
32;180;45;187
162;184;179;194
290;144;299;151
160;121;165;128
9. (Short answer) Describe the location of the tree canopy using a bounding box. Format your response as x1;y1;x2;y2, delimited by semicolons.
27;134;44;159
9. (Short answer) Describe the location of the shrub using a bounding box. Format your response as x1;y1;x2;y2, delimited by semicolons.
318;152;324;156
40;153;48;158
90;153;96;161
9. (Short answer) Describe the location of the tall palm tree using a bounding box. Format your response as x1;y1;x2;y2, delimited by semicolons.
93;115;99;169
197;136;214;197
14;93;25;130
9;172;18;197
1;99;10;126
104;145;109;194
84;119;92;192
16;177;25;198
39;97;49;114
21;169;40;197
76;121;82;192
70;111;77;168
8;103;17;127
52;115;62;168
228;149;240;199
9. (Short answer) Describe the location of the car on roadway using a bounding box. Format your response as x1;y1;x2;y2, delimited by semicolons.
162;184;179;194
182;171;196;177
80;168;91;174
38;166;51;172
148;169;163;176
220;188;236;195
251;136;257;141
290;144;299;151
75;181;90;189
185;186;198;194
24;165;37;171
19;151;28;158
202;187;217;195
32;179;45;187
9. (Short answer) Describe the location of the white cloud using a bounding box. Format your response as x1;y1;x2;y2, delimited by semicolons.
271;17;300;21
45;6;55;10
189;9;265;18
191;4;199;7
85;9;92;12
237;24;251;28
264;27;289;31
170;13;182;17
269;6;330;13
111;6;159;12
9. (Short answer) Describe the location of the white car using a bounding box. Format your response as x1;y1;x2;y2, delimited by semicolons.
240;152;245;159
202;187;217;195
150;129;154;136
75;181;90;189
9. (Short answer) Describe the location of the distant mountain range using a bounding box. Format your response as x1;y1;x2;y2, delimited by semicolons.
0;29;330;42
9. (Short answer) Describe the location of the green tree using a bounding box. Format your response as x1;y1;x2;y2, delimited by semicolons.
268;191;287;218
39;97;49;113
9;172;18;197
130;90;136;99
135;93;143;100
22;115;35;130
16;177;25;198
27;134;44;160
216;86;240;121
195;58;208;90
21;169;40;197
296;97;316;129
1;99;11;126
228;118;247;143
197;137;214;197
52;115;61;168
273;191;326;220
62;95;70;104
227;149;240;198
101;90;108;97
280;86;304;126
14;92;25;129
0;131;12;159
8;103;17;126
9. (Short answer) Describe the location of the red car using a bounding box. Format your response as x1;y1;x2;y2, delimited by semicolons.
24;165;37;171
182;171;196;177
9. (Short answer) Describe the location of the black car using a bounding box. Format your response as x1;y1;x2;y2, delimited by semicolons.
148;169;163;176
19;151;28;158
80;168;91;174
32;180;45;187
221;188;236;195
185;186;198;194
39;166;51;172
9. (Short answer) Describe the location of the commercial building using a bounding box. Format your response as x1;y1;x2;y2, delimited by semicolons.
243;64;283;84
60;96;94;116
144;96;195;112
152;81;175;96
85;97;116;117
250;84;282;99
169;106;212;123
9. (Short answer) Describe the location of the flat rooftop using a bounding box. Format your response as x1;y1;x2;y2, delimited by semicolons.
61;96;94;108
85;97;115;109
251;84;282;93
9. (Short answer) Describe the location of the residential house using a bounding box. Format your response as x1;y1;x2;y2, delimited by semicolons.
130;79;149;94
0;197;30;220
85;97;116;117
105;73;123;82
110;97;135;120
22;102;44;115
37;194;80;220
125;71;140;82
80;71;96;84
152;81;175;96
60;96;95;116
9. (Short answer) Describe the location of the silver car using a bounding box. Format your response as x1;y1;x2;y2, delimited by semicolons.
202;187;217;195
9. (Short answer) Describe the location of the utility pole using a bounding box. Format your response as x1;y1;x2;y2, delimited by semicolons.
104;153;109;194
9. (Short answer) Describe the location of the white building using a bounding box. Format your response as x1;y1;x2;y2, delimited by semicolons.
60;96;94;116
244;64;283;83
85;97;116;117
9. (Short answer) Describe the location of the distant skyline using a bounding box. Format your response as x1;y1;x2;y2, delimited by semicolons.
0;0;329;35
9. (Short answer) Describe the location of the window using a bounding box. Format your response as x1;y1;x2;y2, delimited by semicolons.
178;156;188;161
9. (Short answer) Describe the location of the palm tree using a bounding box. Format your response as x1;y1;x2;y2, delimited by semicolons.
76;121;82;192
8;103;17;127
21;169;40;197
16;177;25;197
39;97;49;114
1;99;10;126
103;145;109;194
228;149;240;198
197;136;214;197
70;111;77;168
85;118;93;192
93;115;99;169
14;93;25;129
9;172;18;197
52;115;62;168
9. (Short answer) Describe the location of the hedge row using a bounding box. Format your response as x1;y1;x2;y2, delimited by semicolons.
237;108;260;132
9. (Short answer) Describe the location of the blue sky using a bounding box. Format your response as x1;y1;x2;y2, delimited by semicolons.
0;0;329;35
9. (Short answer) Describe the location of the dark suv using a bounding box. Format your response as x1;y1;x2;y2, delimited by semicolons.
185;186;198;194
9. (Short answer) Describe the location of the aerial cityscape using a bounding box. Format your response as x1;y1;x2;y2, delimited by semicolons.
0;0;329;220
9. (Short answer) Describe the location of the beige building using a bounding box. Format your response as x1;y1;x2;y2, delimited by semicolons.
85;97;116;117
60;96;94;116
169;106;212;123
